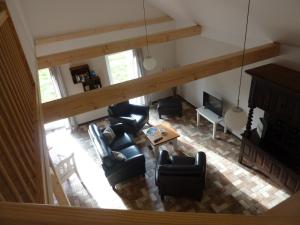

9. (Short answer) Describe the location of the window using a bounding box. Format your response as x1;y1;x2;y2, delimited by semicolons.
106;49;145;105
38;68;61;103
38;68;69;130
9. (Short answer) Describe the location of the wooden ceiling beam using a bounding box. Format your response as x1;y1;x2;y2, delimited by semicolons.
35;16;173;46
0;10;8;27
42;42;280;123
37;25;202;69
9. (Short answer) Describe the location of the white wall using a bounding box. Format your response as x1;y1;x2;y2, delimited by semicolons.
148;0;300;48
163;0;300;138
5;0;37;79
19;0;166;38
142;41;177;103
176;35;300;137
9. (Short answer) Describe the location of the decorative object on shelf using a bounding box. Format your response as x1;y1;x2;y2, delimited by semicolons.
142;0;156;71
69;64;102;92
70;64;90;84
82;76;101;92
224;0;251;131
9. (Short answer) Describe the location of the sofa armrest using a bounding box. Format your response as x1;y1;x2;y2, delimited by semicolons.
125;153;145;164
109;116;137;125
119;116;137;123
195;152;206;167
158;165;202;176
109;154;144;173
107;106;116;116
157;150;171;165
110;123;125;136
130;104;149;116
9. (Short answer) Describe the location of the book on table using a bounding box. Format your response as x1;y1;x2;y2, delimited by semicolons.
145;127;162;143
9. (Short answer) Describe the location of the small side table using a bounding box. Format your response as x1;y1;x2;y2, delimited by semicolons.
196;106;227;139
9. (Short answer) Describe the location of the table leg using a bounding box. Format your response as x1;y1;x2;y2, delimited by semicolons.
224;124;227;133
212;123;217;139
152;145;159;158
197;112;200;126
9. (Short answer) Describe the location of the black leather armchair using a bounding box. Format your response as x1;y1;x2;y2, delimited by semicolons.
88;123;145;189
108;101;149;135
157;96;182;118
155;150;206;200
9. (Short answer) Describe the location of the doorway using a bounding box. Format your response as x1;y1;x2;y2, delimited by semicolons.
105;49;145;105
38;68;69;131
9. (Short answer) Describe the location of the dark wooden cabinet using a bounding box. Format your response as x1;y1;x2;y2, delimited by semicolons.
240;64;300;193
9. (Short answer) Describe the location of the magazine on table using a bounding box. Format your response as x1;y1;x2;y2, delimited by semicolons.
145;127;162;142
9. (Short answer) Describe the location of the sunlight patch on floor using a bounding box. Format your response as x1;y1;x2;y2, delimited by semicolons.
46;128;126;209
179;137;290;209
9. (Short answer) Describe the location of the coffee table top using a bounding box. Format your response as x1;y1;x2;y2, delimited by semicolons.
143;123;179;146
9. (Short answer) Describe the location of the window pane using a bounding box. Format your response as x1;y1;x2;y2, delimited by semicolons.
38;68;59;103
107;50;138;85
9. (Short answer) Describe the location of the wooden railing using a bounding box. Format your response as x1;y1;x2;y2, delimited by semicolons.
0;201;299;225
0;4;45;203
0;2;299;225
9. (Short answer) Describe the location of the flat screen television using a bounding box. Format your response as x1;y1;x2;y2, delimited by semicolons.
203;91;223;117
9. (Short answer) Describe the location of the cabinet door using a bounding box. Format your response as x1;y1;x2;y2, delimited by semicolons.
292;99;300;127
240;139;257;167
285;173;300;192
252;79;271;110
255;151;264;168
261;154;272;175
270;162;282;182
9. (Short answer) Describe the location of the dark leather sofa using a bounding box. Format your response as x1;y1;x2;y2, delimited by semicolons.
88;123;145;189
155;150;206;200
108;101;149;135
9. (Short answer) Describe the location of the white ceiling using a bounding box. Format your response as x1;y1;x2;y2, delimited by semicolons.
147;0;300;47
18;0;166;38
17;0;300;47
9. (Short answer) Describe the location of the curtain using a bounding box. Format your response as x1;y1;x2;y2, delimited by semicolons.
133;48;150;105
49;67;77;130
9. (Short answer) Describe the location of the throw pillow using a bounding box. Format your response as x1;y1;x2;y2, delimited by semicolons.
112;151;126;161
103;127;116;144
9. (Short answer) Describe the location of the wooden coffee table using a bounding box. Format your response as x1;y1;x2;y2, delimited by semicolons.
143;123;180;156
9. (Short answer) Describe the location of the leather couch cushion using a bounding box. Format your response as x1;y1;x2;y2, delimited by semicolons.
171;156;195;165
158;165;202;175
130;114;144;123
119;145;142;160
110;133;133;151
102;155;115;168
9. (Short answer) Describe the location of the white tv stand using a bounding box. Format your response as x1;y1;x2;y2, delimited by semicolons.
196;106;227;139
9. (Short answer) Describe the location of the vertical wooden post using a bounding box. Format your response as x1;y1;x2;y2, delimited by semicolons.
245;107;254;137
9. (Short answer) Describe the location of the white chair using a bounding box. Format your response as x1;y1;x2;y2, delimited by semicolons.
54;153;83;184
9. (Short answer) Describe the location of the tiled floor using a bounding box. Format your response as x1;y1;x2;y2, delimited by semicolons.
47;102;290;214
